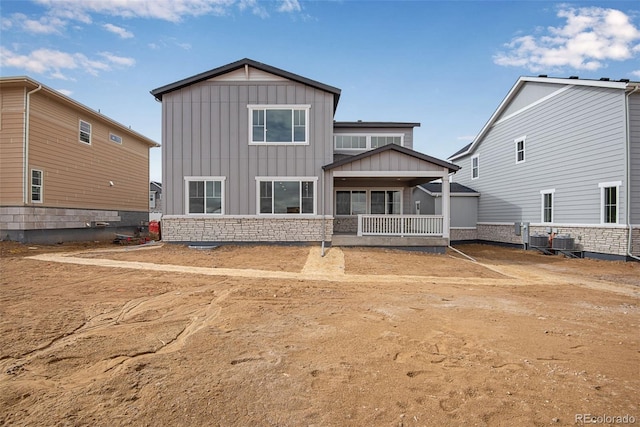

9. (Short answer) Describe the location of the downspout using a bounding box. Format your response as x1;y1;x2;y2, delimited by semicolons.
625;84;640;261
24;83;43;204
321;168;326;257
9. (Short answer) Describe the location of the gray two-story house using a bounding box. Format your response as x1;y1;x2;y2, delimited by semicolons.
449;76;640;260
150;58;459;251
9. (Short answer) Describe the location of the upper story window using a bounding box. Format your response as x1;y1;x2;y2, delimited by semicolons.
185;177;225;215
257;177;316;215
31;169;43;203
79;120;91;144
515;137;526;164
110;133;123;144
248;105;310;145
471;155;479;180
599;181;621;224
334;134;403;150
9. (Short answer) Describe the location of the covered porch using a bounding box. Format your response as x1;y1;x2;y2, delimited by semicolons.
323;144;460;249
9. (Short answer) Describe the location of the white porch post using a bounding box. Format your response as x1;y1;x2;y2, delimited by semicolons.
442;169;450;239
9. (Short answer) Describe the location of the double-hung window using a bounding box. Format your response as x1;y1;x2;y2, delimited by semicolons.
515;137;525;163
79;120;91;144
540;189;554;223
599;181;621;224
185;177;225;214
249;105;310;144
257;178;316;214
471;155;479;180
31;169;43;203
336;191;367;215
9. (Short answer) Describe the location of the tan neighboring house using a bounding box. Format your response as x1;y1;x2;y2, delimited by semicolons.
0;76;159;243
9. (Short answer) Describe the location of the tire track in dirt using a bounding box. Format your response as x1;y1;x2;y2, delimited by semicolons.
1;282;233;390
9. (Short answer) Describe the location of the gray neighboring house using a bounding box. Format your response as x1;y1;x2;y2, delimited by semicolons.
150;58;460;251
449;76;640;260
149;181;162;221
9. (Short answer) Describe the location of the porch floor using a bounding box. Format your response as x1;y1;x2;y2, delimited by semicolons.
331;233;449;248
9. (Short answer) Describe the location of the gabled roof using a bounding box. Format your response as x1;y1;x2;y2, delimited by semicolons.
334;121;420;129
448;75;639;161
418;182;479;195
0;76;159;148
150;58;342;110
323;143;460;173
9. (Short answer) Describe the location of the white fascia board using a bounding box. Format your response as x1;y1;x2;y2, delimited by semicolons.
332;171;445;178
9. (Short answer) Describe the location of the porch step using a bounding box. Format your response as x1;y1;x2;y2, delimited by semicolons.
331;234;449;248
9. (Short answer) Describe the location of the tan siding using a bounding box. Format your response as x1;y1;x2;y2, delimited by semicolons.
25;91;150;211
0;87;26;204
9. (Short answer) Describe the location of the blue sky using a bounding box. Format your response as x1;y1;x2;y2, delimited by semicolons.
2;0;639;182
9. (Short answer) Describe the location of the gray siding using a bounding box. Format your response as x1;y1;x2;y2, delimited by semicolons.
499;82;564;118
454;84;627;225
630;92;640;224
162;79;335;216
330;150;443;173
412;189;478;228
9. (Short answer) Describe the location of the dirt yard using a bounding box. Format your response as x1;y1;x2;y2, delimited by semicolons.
1;241;638;426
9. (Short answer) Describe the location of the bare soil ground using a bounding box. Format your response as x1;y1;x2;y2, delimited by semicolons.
0;241;638;426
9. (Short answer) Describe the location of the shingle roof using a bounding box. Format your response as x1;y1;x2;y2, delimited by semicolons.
418;182;478;194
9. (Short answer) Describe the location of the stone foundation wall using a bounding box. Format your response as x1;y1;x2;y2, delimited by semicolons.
632;227;640;257
475;223;631;257
161;216;333;242
0;206;122;231
450;228;478;241
333;217;358;234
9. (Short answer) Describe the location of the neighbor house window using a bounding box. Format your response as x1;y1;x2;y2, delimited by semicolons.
371;190;402;215
336;191;367;215
540;189;555;223
109;133;122;144
79;120;91;144
334;134;403;150
31;169;43;203
149;192;156;209
257;178;316;214
599;181;621;224
249;105;310;144
184;177;225;214
471;155;479;179
515;137;526;163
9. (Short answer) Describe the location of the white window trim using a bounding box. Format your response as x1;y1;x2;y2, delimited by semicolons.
334;133;405;150
598;181;622;224
471;154;479;180
540;188;555;223
247;104;311;145
255;176;318;215
515;136;526;164
31;168;43;203
79;120;91;145
184;176;226;215
334;188;404;216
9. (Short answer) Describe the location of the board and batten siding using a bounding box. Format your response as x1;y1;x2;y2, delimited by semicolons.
630;92;640;224
454;84;627;225
25;91;150;211
0;86;27;204
162;79;335;216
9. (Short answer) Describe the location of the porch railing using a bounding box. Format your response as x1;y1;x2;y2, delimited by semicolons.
357;215;444;237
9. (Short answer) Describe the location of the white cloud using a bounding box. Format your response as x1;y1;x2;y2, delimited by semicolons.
34;0;236;23
278;0;301;13
237;0;269;18
4;12;67;34
55;88;74;96
103;23;134;39
494;6;640;72
0;47;133;79
632;70;640;78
